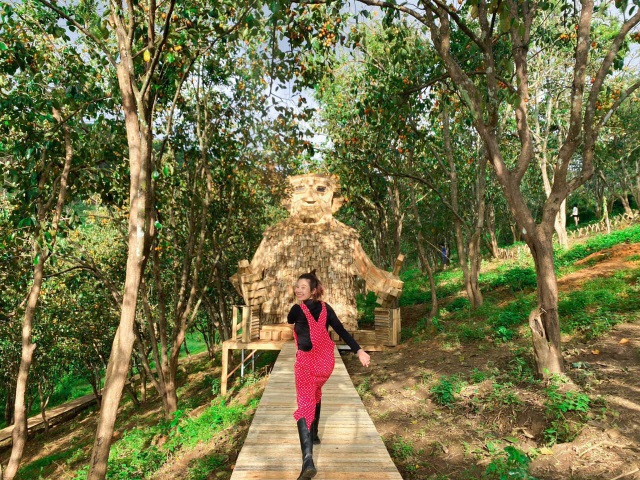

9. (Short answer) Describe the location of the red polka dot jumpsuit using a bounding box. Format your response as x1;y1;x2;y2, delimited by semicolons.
293;301;336;430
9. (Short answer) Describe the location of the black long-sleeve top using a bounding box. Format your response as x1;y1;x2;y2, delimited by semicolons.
287;300;361;354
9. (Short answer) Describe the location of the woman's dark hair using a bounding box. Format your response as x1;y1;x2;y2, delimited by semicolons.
298;270;324;300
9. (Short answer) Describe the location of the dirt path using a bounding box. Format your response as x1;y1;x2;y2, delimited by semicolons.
559;242;640;288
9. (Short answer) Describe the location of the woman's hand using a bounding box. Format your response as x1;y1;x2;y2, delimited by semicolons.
357;349;370;368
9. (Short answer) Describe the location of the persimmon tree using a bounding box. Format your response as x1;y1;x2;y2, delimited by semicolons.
316;21;495;307
0;1;118;475
312;0;640;377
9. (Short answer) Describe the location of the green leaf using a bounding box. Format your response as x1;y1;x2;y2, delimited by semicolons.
34;253;40;265
154;221;163;230
0;42;7;51
152;170;160;180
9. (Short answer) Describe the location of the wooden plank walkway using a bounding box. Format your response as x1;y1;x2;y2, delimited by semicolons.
231;342;402;480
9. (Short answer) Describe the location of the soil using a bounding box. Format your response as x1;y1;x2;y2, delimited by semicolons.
342;242;640;480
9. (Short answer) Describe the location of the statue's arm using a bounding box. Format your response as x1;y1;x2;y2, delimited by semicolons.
353;239;404;307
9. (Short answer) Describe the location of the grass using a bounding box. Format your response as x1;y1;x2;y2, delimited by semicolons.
15;449;80;480
555;224;640;267
400;224;640;345
558;270;640;338
65;395;259;480
21;332;209;425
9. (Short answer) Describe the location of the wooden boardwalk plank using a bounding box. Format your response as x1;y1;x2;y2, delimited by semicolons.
231;342;402;479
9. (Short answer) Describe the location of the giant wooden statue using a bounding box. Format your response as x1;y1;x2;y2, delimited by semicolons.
231;173;403;334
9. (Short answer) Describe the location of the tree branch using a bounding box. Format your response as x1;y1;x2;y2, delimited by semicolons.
35;0;117;68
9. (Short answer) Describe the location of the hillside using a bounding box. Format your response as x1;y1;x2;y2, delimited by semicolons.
345;230;640;480
4;227;640;480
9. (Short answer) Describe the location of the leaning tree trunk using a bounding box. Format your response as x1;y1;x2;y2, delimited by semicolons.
4;257;43;480
528;230;564;377
4;108;73;480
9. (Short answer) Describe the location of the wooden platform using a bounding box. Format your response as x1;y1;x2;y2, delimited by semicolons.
230;342;402;479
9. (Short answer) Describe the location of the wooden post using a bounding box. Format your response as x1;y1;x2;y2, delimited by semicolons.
391;308;401;346
221;342;230;396
374;307;390;345
241;306;251;343
231;306;239;341
392;254;404;276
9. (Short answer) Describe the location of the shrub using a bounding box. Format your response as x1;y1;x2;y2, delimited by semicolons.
487;382;522;407
448;297;471;311
484;446;537;480
390;437;415;461
356;376;371;397
187;454;227;480
543;379;591;445
430;375;464;407
458;324;486;342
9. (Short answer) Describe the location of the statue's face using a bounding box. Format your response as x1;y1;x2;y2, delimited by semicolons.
289;175;338;222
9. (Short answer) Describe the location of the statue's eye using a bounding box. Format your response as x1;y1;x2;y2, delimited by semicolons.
316;186;326;192
295;185;305;192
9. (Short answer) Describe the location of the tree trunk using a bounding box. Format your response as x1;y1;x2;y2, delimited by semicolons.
4;384;14;426
485;202;500;258
467;151;488;307
88;374;102;411
633;159;640;209
4;247;43;480
528;231;564;377
442;103;483;307
603;195;611;234
139;364;147;403
213;268;231;341
388;178;404;262
87;58;152;480
410;189;438;318
124;383;140;408
617;193;633;217
555;200;569;249
510;223;521;243
4;108;73;480
37;383;50;434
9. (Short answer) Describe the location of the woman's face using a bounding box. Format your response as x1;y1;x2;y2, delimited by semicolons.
294;279;315;302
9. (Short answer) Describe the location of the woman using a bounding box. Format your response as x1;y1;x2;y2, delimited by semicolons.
288;270;370;479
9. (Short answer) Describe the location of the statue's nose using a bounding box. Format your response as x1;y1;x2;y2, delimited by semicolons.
303;191;316;203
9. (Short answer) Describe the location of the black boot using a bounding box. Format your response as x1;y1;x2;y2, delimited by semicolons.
296;418;317;479
312;402;321;444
